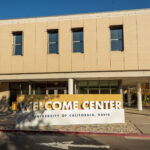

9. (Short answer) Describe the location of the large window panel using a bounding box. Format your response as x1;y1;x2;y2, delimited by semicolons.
72;28;84;53
48;29;58;54
110;26;124;51
13;32;23;55
76;80;120;94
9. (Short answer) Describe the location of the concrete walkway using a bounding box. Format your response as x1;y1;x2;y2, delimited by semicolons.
125;108;150;134
0;108;150;134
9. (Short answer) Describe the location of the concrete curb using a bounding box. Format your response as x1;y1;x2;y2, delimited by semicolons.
0;129;150;138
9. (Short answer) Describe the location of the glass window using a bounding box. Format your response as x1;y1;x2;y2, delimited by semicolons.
110;81;119;87
110;81;120;94
21;82;29;94
34;82;47;94
48;30;58;54
88;81;100;94
100;81;110;88
9;82;29;105
76;80;121;94
100;81;111;94
77;81;87;94
13;32;23;55
110;26;123;51
89;89;99;94
88;81;99;87
78;81;87;87
72;28;84;53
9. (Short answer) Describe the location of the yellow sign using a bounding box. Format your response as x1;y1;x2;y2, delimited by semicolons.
12;94;123;111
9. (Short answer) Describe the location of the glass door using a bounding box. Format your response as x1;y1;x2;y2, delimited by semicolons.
47;88;67;94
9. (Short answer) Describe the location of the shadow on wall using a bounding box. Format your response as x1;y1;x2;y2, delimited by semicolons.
16;110;60;131
16;94;62;130
0;82;10;113
0;96;9;112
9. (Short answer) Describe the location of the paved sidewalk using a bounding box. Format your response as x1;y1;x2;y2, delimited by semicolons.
125;108;150;134
0;108;150;134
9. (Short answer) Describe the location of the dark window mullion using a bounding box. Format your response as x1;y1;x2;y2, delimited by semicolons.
48;30;58;54
13;32;23;56
72;28;84;53
110;26;123;51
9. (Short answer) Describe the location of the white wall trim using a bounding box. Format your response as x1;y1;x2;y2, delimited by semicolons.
0;70;150;81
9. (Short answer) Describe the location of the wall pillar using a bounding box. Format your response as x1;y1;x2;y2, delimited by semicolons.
119;81;124;106
46;89;49;95
127;86;131;107
20;83;23;95
64;89;67;94
54;89;58;94
33;89;35;95
120;83;123;95
137;82;142;111
74;81;77;94
68;78;74;94
29;82;31;95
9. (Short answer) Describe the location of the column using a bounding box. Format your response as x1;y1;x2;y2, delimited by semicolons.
68;78;74;94
64;89;67;94
127;86;131;107
46;89;49;95
137;82;142;111
20;83;23;95
46;82;48;95
54;89;58;94
74;81;77;94
32;83;35;95
87;89;89;94
33;89;35;95
120;84;123;95
119;81;124;106
29;82;31;95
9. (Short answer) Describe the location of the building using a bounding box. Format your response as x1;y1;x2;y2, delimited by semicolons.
0;8;150;112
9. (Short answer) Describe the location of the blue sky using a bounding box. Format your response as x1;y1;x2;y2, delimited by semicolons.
0;0;150;19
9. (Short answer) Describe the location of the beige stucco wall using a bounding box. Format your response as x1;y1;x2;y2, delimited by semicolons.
0;83;9;112
0;9;150;74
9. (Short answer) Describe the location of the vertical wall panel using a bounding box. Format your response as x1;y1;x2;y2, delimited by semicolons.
71;19;84;71
137;15;150;69
59;20;72;72
84;19;97;71
47;21;60;72
23;23;36;73
11;24;24;73
109;17;124;70
35;22;47;72
124;16;138;70
0;25;12;73
97;18;111;70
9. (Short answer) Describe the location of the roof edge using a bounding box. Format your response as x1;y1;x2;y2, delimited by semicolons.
0;8;150;24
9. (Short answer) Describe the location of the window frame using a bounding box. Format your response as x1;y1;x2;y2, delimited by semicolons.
110;25;124;51
47;29;59;54
72;28;84;53
12;31;23;56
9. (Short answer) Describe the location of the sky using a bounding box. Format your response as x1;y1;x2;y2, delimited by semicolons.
0;0;150;19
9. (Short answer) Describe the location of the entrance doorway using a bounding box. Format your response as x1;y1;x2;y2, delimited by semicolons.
45;81;67;94
9;81;68;105
47;87;67;94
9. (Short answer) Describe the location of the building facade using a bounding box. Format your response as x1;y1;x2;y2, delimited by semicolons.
0;9;150;112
